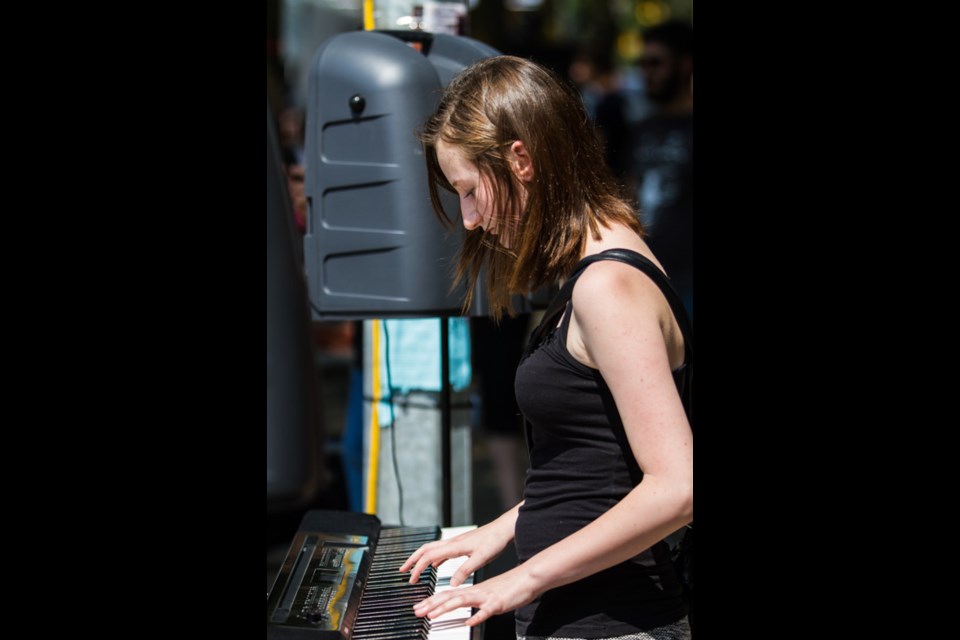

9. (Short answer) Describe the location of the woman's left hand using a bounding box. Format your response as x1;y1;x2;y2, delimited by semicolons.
411;565;538;627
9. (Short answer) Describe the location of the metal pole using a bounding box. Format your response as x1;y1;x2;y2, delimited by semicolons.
440;317;452;527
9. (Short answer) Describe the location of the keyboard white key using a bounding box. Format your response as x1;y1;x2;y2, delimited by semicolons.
429;526;478;640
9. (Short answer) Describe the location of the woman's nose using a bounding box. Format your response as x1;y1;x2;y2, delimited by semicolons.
461;204;481;230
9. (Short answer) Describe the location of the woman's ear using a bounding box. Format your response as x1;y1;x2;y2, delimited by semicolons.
509;140;535;183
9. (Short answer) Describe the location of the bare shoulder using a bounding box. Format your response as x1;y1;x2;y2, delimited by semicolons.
568;258;684;370
570;259;666;316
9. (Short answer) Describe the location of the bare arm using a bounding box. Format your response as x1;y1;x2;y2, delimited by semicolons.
412;262;692;625
523;261;693;586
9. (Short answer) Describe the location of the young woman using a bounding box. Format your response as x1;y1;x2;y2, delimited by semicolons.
399;55;693;640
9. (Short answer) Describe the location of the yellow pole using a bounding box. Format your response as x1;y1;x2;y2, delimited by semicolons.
363;0;376;31
361;0;378;514
365;320;381;514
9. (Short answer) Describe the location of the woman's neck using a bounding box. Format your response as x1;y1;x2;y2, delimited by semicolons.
582;222;645;258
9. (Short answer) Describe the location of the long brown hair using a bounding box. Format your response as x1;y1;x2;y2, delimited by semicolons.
421;55;642;318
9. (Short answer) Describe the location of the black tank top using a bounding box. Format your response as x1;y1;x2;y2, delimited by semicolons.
513;255;689;637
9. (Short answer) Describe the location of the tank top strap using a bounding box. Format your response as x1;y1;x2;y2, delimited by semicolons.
558;301;575;342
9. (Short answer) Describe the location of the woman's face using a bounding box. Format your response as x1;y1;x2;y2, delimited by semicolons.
435;140;508;246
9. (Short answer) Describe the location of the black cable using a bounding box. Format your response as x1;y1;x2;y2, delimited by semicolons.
381;320;404;526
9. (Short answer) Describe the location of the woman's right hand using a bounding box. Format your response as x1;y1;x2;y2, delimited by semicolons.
399;506;519;587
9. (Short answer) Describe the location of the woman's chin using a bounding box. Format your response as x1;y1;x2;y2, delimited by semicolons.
480;226;511;250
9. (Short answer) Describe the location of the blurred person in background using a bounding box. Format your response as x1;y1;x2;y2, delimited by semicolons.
278;106;308;234
471;313;529;512
631;20;693;317
568;48;632;192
